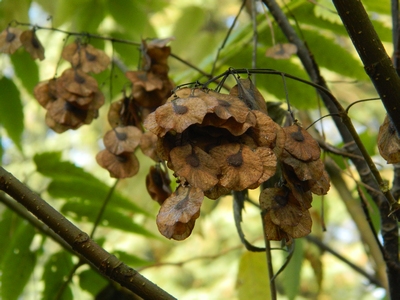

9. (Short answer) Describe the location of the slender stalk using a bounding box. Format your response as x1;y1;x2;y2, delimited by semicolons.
0;166;176;300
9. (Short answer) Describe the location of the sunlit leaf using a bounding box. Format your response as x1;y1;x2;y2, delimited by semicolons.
42;252;74;300
10;50;40;96
34;151;150;215
0;222;36;300
0;209;17;263
0;77;24;152
0;0;30;29
106;0;156;38
172;6;207;51
236;251;271;300
281;239;304;300
302;29;367;79
61;200;157;238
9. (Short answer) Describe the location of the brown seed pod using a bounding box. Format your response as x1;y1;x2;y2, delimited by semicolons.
0;27;22;54
210;143;263;191
283;124;320;162
20;29;45;60
140;131;160;161
62;42;110;73
248;110;277;148
229;78;268;113
58;68;98;97
377;115;400;164
103;126;143;155
208;90;251;123
96;150;140;178
146;165;172;205
204;184;231;200
152;96;208;135
126;70;164;92
33;79;58;109
156;185;203;240
281;150;324;181
47;98;89;128
248;147;277;189
260;187;312;239
170;144;220;191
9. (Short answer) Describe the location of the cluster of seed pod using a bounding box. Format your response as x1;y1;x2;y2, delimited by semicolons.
33;41;110;133
96;38;174;178
144;79;330;241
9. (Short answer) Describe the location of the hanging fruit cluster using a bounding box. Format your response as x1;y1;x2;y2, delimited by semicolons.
144;79;330;241
0;24;330;244
96;38;174;179
33;40;110;133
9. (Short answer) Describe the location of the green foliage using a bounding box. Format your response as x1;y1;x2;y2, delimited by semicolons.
236;251;271;300
79;268;108;296
10;50;40;96
0;76;24;152
281;240;304;300
34;151;149;215
0;220;36;300
42;251;74;300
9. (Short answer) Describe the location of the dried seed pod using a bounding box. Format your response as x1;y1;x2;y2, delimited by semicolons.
248;147;277;188
20;29;45;60
58;68;98;97
281;150;324;181
378;115;400;164
248;110;277;148
126;71;164;92
146;165;172;205
210;143;263;191
47;98;89;128
170;144;220;191
208;90;250;123
204;184;231;200
96;150;140;178
156;185;203;240
33;79;58;109
0;27;22;54
260;187;312;240
62;42;110;73
261;209;291;243
309;168;330;195
283;124;320;162
140;131;160;161
152;95;208;134
103;126;143;155
230;78;268;113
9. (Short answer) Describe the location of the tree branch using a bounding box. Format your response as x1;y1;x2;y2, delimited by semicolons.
0;166;176;300
333;0;400;134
